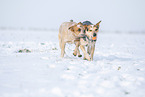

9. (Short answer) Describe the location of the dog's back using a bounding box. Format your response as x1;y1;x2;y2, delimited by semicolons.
59;22;76;36
58;22;77;49
59;22;76;42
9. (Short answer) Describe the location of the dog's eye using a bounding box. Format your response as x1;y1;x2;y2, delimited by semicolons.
89;30;92;31
86;28;88;31
78;28;81;31
95;29;98;31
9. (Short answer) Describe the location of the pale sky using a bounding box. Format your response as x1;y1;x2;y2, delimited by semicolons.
0;0;145;32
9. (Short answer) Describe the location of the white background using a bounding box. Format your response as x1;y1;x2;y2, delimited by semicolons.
0;0;145;32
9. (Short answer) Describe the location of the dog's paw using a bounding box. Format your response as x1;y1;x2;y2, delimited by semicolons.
78;55;82;57
84;55;91;61
91;58;93;61
73;53;77;56
87;58;91;61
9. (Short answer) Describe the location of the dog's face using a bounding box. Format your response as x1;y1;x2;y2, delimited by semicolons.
85;21;101;41
68;22;85;37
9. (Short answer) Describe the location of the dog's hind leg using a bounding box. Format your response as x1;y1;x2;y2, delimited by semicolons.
61;40;66;58
90;45;95;61
58;34;62;49
59;39;62;49
87;46;91;55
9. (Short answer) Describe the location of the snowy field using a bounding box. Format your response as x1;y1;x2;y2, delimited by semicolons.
0;29;145;97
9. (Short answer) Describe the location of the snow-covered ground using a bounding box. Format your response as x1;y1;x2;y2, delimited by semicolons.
0;29;145;97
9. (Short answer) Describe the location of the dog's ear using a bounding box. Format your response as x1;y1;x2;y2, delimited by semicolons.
68;26;74;32
78;22;83;25
83;24;88;30
95;20;101;25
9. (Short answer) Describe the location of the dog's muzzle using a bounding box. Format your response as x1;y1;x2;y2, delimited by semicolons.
81;35;97;42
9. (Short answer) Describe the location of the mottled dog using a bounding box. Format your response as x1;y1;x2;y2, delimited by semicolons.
81;20;101;61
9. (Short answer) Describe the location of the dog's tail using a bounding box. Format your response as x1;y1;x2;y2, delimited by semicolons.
58;26;63;49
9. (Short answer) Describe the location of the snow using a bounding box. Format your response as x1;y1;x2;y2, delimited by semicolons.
0;29;145;97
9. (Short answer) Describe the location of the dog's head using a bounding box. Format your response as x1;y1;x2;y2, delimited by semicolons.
84;21;101;41
68;22;85;37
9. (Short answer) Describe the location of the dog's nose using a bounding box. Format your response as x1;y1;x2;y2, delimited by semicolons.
93;33;96;37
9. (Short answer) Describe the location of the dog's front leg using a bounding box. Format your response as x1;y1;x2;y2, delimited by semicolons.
80;45;91;61
90;45;95;61
73;42;82;57
73;42;79;56
87;46;91;55
77;45;82;57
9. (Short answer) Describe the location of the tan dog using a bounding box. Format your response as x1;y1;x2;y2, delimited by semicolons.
79;21;101;61
58;21;85;58
58;21;101;61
